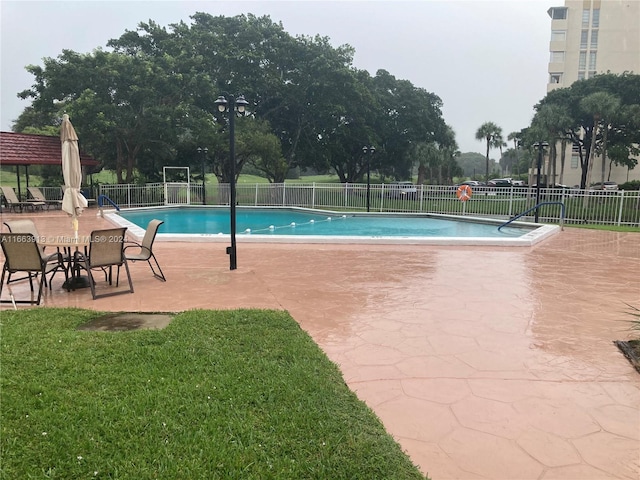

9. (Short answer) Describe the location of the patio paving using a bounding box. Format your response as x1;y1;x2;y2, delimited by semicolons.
1;210;639;479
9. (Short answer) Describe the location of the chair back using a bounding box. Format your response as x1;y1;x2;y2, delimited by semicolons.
88;228;127;268
27;187;46;202
3;219;48;258
0;233;43;272
1;186;20;204
141;220;164;252
3;219;39;237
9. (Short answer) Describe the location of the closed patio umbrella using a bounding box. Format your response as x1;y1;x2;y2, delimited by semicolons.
61;114;88;240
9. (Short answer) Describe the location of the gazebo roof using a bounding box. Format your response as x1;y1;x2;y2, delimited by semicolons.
0;131;99;167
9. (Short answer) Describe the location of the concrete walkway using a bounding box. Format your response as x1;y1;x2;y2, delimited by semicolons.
1;211;639;479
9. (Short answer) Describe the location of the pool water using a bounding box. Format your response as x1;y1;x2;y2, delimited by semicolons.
118;207;531;238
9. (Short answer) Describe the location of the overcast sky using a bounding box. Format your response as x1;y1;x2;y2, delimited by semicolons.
1;0;553;154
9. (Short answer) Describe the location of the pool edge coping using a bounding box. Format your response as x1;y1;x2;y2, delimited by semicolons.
103;207;560;247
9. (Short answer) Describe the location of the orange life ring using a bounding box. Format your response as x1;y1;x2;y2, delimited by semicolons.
456;184;473;201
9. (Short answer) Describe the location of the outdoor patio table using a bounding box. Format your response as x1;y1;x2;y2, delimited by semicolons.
40;236;90;290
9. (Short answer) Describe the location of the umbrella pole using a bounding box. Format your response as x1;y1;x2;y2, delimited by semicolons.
72;216;79;241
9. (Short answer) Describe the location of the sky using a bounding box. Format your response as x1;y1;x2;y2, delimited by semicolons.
1;0;553;154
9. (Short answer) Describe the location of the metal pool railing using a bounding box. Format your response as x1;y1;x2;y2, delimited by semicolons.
93;182;640;227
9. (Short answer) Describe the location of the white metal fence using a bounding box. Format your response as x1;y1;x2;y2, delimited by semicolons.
50;182;640;227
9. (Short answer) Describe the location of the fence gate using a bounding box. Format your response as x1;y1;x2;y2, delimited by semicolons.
163;167;190;205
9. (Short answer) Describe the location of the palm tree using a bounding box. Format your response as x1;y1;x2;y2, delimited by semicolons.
475;122;502;182
531;104;572;187
580;92;621;190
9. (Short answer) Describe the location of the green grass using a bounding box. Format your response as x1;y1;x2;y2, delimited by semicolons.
562;224;640;232
1;308;427;480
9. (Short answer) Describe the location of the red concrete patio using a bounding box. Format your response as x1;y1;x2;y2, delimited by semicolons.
1;210;639;479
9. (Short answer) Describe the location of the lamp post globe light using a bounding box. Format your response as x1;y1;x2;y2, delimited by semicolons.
214;94;249;271
532;141;549;223
197;147;208;206
362;146;375;212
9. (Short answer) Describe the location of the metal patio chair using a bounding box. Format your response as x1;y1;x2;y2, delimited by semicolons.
3;219;68;287
82;227;134;299
124;219;166;281
0;233;67;305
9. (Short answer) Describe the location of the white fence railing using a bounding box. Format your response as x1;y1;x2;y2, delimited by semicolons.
78;183;640;227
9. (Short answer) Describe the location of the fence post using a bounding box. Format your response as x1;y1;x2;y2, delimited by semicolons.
617;190;624;226
312;183;316;209
254;184;258;206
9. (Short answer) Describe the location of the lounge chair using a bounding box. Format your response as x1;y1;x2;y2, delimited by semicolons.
82;227;134;299
27;187;62;209
1;186;45;212
124;219;166;281
0;232;67;305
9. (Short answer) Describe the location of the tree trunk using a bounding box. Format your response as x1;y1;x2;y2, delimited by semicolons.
485;138;490;183
600;123;608;185
559;138;566;185
583;119;599;207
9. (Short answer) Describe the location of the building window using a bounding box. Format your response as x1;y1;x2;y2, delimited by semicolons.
579;51;587;70
580;30;588;49
590;30;598;49
588;71;597;79
551;30;566;42
550;51;565;63
571;154;579;169
582;9;590;28
589;52;597;70
549;73;563;84
578;71;586;80
592;9;600;28
548;7;567;20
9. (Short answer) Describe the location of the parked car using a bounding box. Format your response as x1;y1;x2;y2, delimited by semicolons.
456;180;485;187
386;181;418;199
487;178;512;187
590;181;618;191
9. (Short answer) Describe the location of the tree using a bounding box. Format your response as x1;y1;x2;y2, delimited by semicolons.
532;73;640;188
475;122;502;182
579;91;620;189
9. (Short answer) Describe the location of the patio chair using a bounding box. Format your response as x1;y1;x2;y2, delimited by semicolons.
124;219;166;281
27;186;62;209
3;219;67;287
1;186;45;212
0;233;67;305
82;227;134;299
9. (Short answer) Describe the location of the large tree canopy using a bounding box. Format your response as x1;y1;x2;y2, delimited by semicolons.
528;73;640;188
16;13;454;184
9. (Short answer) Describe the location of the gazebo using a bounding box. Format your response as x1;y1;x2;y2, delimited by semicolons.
0;131;99;200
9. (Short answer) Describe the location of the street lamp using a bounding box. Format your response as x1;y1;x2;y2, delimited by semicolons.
532;141;549;222
215;94;249;270
362;146;376;212
197;147;208;206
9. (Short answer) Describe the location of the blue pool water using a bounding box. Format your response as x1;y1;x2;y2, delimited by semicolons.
117;207;532;239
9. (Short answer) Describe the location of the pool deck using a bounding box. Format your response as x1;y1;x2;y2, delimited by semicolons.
2;210;639;479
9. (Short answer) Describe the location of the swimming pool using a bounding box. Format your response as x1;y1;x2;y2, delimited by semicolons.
108;206;559;246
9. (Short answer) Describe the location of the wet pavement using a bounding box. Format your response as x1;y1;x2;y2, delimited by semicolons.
1;210;639;479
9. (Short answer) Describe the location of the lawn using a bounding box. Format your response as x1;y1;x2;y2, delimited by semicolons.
0;308;427;479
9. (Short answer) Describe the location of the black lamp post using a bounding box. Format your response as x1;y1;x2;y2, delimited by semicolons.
215;94;249;271
362;146;376;212
532;141;549;222
197;147;208;206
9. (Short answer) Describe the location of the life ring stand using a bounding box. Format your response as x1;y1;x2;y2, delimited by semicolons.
456;184;473;201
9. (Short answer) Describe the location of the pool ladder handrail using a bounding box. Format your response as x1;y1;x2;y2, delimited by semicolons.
97;194;120;217
498;202;565;231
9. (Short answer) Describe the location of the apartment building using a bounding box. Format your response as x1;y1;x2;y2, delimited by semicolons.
546;0;640;186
